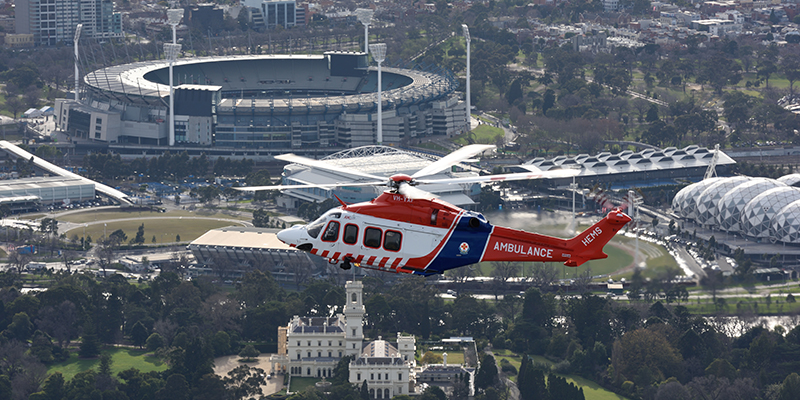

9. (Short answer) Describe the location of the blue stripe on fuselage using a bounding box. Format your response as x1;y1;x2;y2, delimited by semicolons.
424;214;493;274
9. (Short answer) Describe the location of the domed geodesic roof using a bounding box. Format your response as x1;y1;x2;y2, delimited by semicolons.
694;177;751;226
777;174;800;187
672;178;723;219
771;200;800;243
741;187;800;238
717;178;786;232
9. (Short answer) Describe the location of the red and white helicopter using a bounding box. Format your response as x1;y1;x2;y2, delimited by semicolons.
240;145;631;275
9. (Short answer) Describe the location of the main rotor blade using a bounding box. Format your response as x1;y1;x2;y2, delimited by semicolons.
415;168;580;186
412;144;496;178
276;153;387;181
398;182;436;200
235;181;386;192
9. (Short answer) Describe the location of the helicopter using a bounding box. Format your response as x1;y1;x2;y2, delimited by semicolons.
239;145;631;275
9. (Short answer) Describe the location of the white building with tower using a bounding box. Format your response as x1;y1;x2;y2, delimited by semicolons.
274;280;418;395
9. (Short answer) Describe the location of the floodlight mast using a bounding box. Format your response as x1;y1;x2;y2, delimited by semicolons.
74;24;83;103
462;24;471;133
369;43;386;146
356;9;374;54
166;8;184;147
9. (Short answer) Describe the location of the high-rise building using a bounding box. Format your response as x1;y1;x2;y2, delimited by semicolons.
242;0;303;29
15;0;122;46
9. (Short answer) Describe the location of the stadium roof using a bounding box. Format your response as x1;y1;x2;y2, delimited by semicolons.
190;226;294;250
517;145;735;177
280;146;480;206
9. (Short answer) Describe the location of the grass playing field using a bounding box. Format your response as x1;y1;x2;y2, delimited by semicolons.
47;347;168;381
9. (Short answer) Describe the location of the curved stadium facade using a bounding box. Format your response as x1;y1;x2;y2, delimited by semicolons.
54;52;465;153
673;174;800;243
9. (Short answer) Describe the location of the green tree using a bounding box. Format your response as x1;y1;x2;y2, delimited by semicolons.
133;224;146;245
780;373;800;400
238;344;260;361
130;321;148;349
146;333;165;352
79;321;101;358
474;353;499;391
211;331;231;357
225;365;266;400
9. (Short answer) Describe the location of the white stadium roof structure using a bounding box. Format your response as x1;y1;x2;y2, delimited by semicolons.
675;175;800;243
278;146;480;207
0;141;133;205
511;145;735;189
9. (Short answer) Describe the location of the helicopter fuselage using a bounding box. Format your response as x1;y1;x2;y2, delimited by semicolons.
277;191;631;275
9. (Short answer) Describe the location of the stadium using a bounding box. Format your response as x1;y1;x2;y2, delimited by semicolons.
54;52;466;155
673;174;800;244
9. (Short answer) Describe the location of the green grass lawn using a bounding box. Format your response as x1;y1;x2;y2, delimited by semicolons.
430;351;464;365
57;208;251;224
451;124;504;145
289;377;321;392
493;351;628;400
47;347;167;381
64;218;244;244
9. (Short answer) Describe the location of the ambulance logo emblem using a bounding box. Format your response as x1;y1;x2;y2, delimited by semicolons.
459;242;470;255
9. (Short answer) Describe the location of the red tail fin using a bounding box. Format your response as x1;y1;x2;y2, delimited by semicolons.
564;208;631;267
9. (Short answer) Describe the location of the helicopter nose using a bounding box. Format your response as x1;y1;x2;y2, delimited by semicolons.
277;225;303;246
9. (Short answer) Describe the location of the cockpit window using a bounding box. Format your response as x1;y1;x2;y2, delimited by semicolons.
322;221;340;242
330;212;341;219
306;216;327;239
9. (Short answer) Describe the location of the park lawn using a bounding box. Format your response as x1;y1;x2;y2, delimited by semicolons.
494;351;627;400
47;347;167;381
64;218;244;244
450;124;504;146
57;208;251;223
562;375;629;400
430;351;464;365
289;377;320;392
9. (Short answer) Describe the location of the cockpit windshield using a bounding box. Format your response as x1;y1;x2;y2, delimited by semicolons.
306;211;342;239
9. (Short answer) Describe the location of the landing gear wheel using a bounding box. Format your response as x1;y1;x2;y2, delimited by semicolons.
339;256;354;270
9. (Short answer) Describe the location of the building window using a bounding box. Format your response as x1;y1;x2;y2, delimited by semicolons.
328;351;332;357
297;341;301;346
329;341;332;346
297;352;300;360
357;373;361;381
384;389;389;398
398;373;402;380
307;351;311;358
308;341;311;346
398;387;402;394
353;344;357;349
318;351;321;357
339;351;342;357
370;373;374;380
318;341;322;346
339;341;343;346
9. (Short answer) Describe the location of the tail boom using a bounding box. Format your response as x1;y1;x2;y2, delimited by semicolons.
480;209;631;267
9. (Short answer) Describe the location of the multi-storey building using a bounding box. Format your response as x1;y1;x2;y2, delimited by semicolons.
280;281;365;378
15;0;121;46
242;0;304;30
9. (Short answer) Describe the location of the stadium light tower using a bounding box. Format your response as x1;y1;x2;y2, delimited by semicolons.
462;24;471;132
369;43;386;145
356;9;374;54
166;7;184;146
73;24;83;102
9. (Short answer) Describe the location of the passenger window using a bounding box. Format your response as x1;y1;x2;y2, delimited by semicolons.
322;221;340;242
364;227;382;248
384;230;402;251
430;209;438;225
344;224;359;245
